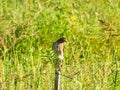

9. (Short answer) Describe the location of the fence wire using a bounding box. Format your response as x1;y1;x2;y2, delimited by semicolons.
1;61;120;90
60;61;120;90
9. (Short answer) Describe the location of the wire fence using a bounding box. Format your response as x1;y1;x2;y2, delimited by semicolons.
61;61;120;90
1;61;120;90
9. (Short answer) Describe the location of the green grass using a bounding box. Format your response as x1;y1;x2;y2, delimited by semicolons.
0;0;120;90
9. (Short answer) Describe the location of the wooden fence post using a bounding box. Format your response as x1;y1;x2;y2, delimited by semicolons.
54;70;60;90
54;59;62;90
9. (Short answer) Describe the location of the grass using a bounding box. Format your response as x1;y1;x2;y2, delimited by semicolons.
0;0;120;90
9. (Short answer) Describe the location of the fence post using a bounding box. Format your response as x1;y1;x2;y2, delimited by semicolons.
54;70;60;90
54;59;62;90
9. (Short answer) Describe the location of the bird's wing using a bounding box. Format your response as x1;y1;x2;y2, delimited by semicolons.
52;42;59;51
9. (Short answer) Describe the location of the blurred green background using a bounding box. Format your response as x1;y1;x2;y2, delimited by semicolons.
0;0;120;90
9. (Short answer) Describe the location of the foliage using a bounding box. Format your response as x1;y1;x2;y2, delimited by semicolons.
0;0;120;89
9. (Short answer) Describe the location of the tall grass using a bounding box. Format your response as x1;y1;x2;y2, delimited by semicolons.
0;0;120;90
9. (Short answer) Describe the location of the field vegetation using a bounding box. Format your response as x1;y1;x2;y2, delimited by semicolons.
0;0;120;90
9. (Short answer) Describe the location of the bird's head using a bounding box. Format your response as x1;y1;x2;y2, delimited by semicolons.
57;37;66;43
